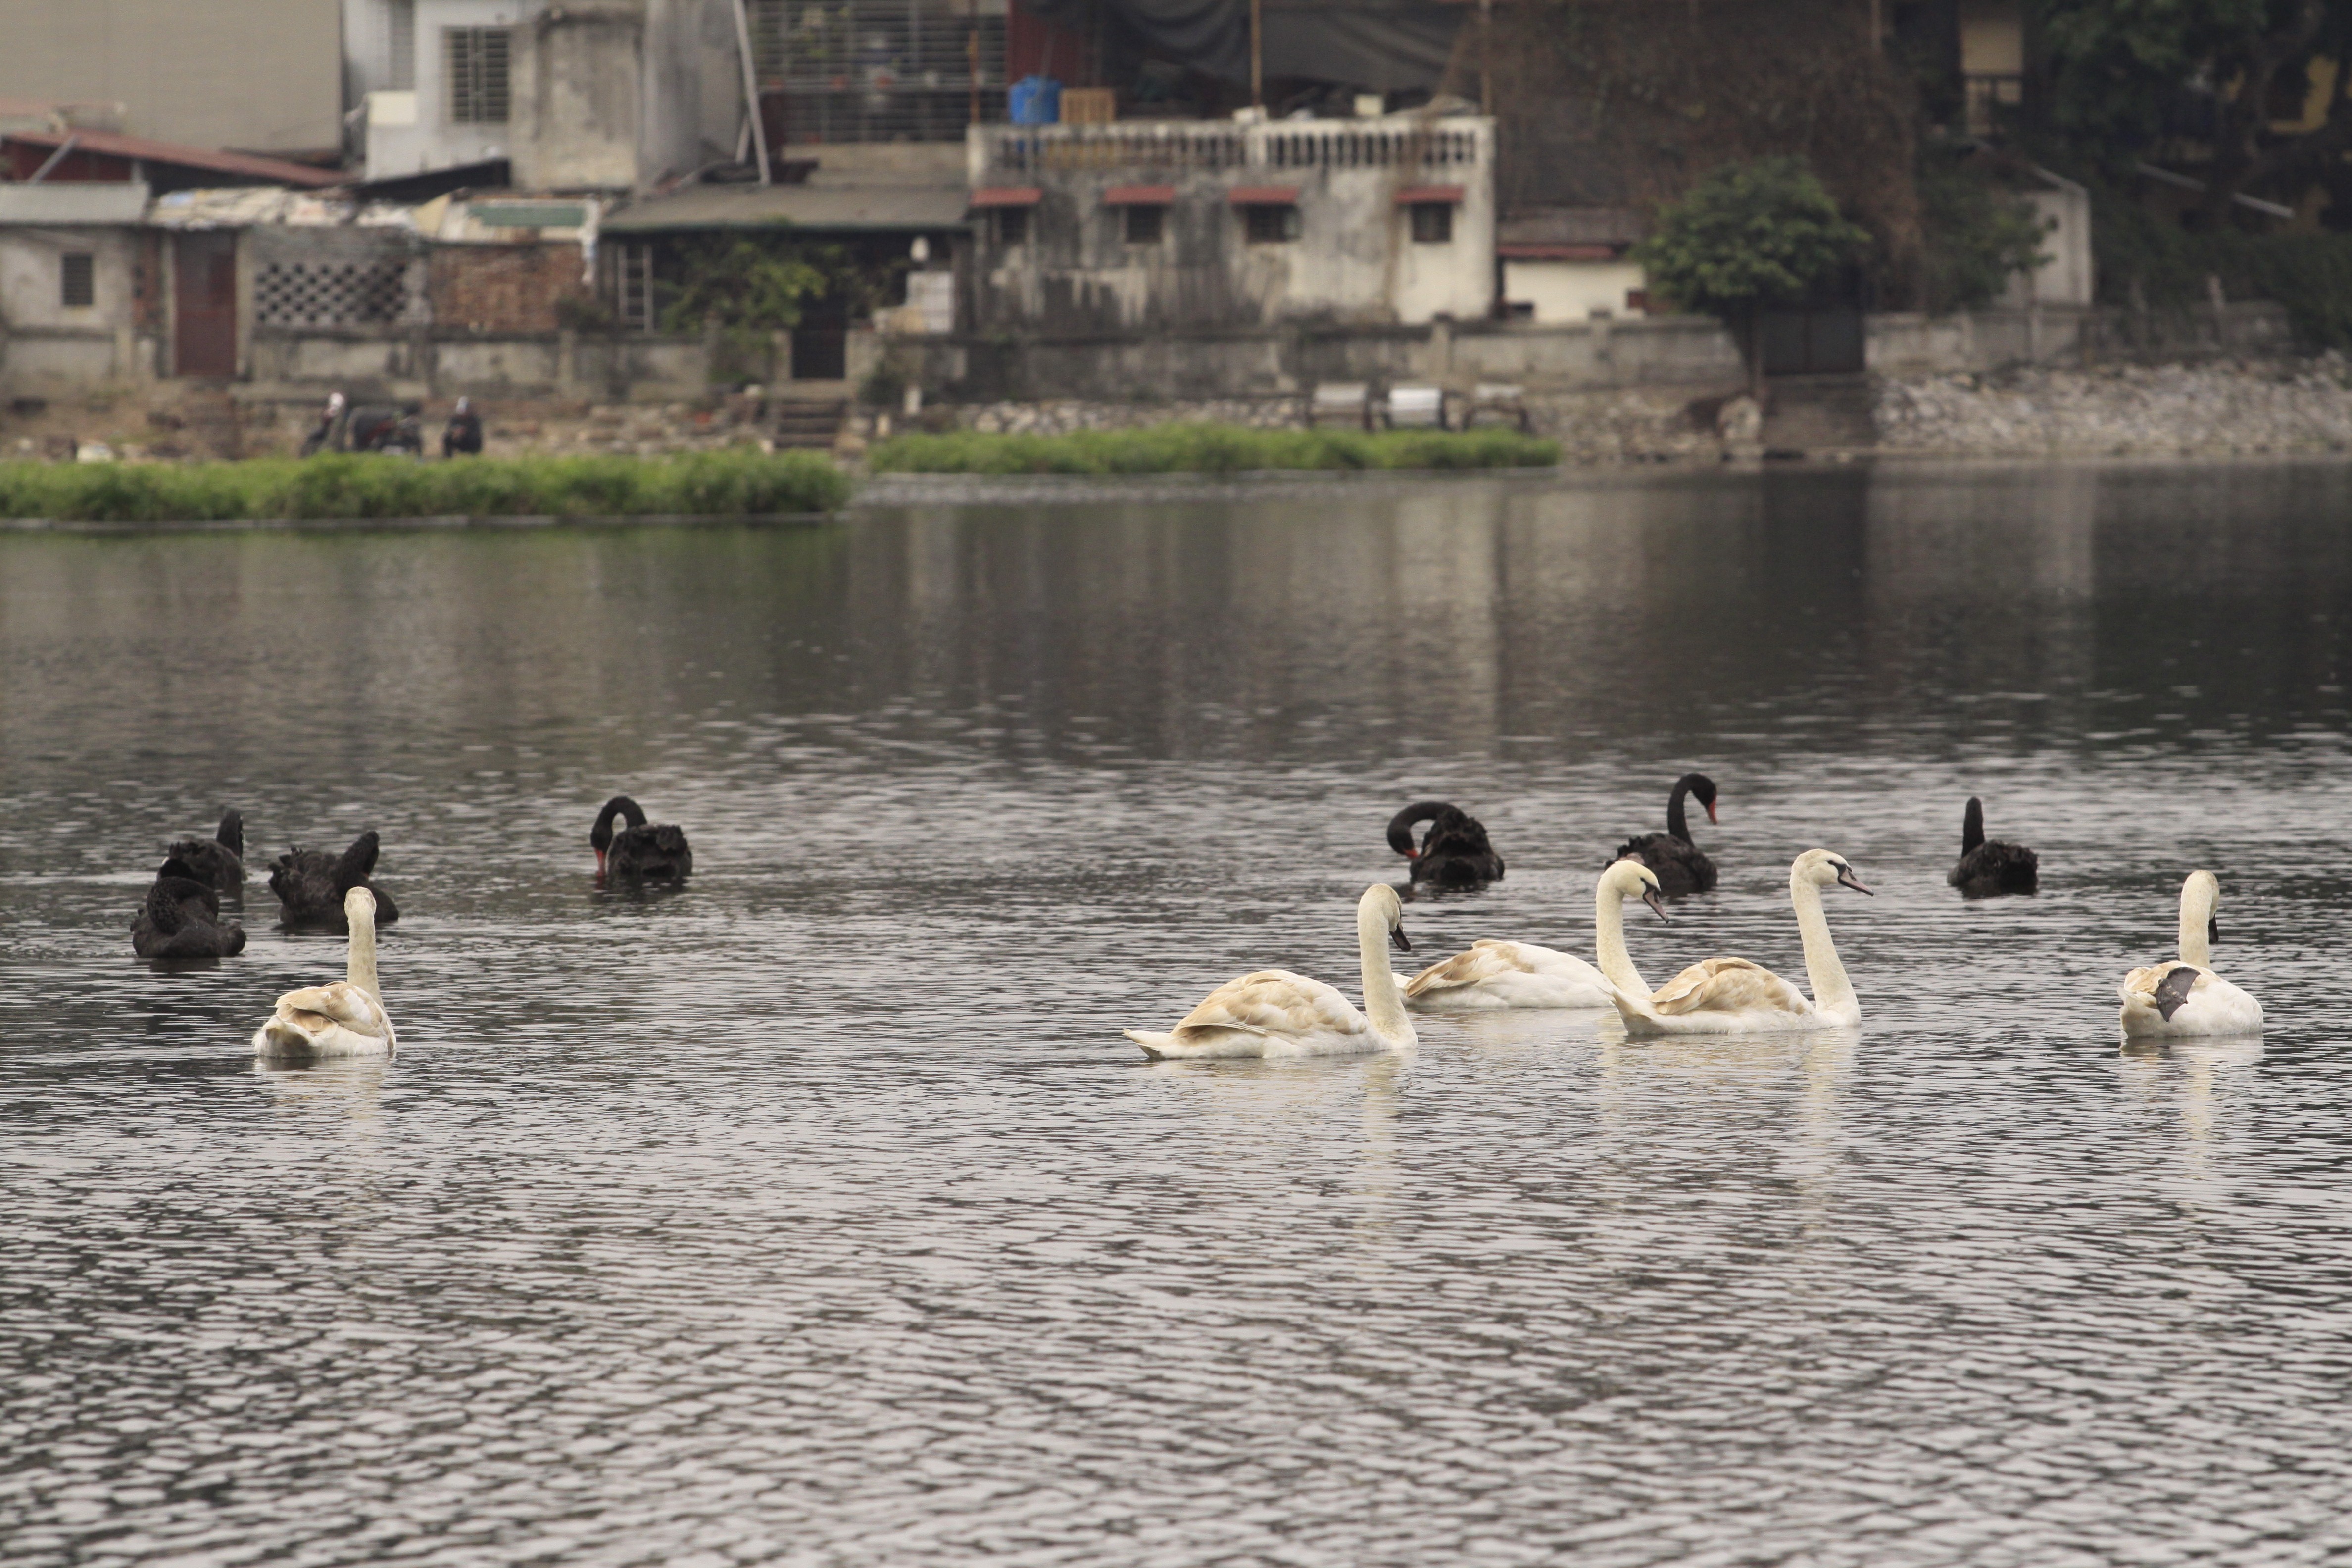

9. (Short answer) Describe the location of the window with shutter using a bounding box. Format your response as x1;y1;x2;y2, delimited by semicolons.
445;27;511;124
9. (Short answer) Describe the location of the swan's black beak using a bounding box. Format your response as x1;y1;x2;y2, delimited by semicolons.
1390;925;1412;954
1642;887;1670;923
1836;864;1874;895
2209;916;2220;946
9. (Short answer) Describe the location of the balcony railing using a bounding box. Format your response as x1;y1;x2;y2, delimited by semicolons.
975;118;1491;180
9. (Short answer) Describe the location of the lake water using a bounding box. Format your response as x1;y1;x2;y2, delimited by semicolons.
6;462;2352;1566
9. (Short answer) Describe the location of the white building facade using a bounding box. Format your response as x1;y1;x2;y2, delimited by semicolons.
965;115;1496;331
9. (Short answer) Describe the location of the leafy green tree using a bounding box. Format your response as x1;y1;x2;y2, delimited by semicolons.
659;236;832;332
1633;157;1871;392
2037;0;2352;223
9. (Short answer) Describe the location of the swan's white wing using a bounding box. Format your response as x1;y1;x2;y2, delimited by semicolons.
1406;940;1612;1008
2119;963;2262;1035
1405;941;1540;997
1173;969;1369;1040
272;982;392;1038
1644;957;1813;1020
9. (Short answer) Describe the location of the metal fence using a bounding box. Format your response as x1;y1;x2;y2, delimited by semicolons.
751;0;1006;144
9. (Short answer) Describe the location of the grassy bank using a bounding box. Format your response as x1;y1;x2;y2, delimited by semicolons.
868;424;1559;475
0;450;850;524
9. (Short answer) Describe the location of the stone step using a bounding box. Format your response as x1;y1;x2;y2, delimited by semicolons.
1761;375;1876;456
771;399;847;450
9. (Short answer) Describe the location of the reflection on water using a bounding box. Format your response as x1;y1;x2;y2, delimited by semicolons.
8;462;2352;1565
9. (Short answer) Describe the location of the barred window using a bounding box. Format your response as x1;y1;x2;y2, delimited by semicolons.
1409;202;1453;244
60;252;95;308
445;27;511;124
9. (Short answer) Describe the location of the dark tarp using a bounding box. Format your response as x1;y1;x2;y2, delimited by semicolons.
1022;0;1467;92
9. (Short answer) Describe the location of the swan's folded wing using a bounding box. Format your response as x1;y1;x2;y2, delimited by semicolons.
1405;942;1530;997
1176;969;1366;1039
273;982;390;1034
1646;957;1810;1018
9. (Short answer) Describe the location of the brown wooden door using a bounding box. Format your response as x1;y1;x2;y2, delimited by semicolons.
174;232;238;378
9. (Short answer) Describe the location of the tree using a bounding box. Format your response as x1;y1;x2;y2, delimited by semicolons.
659;236;833;333
2037;0;2352;224
1918;152;2055;312
1633;157;1871;394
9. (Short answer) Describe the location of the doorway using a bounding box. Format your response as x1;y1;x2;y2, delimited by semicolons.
174;232;238;378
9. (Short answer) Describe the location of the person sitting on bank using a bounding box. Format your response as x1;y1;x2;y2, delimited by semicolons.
442;397;483;458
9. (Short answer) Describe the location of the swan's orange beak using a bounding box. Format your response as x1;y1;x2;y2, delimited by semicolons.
594;848;607;877
1705;799;1719;824
1404;847;1420;860
1642;887;1669;923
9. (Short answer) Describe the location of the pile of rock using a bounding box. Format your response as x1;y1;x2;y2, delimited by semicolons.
955;398;1306;435
1876;356;2352;457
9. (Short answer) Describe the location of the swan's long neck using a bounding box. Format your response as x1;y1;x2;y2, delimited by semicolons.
347;908;380;996
1593;877;1651;998
1357;900;1413;1045
1790;872;1857;1021
2178;878;2214;968
1961;799;1984;855
1666;780;1691;842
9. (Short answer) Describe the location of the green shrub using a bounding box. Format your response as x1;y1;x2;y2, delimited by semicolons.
1918;153;2053;314
2087;177;2352;350
867;424;1558;475
0;451;850;523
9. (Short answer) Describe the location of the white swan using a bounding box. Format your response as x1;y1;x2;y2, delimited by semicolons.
2118;871;2263;1039
1403;858;1668;1010
252;887;396;1060
1608;849;1872;1036
1126;884;1417;1059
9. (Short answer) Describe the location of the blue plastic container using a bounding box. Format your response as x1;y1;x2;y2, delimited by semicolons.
1008;75;1062;125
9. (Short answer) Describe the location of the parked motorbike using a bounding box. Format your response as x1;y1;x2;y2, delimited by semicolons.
296;392;424;457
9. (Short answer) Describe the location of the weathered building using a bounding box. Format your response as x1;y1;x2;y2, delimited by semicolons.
0;132;343;390
347;0;753;190
0;1;343;158
1496;207;1647;324
966;114;1495;331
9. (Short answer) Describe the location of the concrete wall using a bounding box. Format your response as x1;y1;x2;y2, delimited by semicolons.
0;0;343;154
968;118;1496;332
1871;301;2294;372
886;314;1745;402
246;325;710;398
0;227;143;392
885;302;2303;402
1502;259;1647;324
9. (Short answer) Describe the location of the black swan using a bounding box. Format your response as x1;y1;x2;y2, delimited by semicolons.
1948;796;2038;898
592;796;693;881
165;809;245;891
268;830;401;931
131;856;247;958
1386;801;1504;886
1612;773;1719;896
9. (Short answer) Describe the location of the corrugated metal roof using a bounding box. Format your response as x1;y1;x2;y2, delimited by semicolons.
1;128;341;187
602;183;970;233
